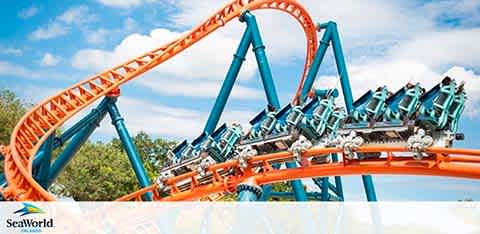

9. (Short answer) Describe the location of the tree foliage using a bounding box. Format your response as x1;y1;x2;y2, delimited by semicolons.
0;89;29;172
51;132;176;201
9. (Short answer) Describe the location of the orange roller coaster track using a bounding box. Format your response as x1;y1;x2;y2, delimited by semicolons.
116;146;480;201
1;0;318;201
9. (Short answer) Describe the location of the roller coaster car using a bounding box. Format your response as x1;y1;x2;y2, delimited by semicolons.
158;149;233;194
239;104;301;154
275;104;304;133
384;83;425;121
166;140;198;165
326;108;346;134
351;86;391;123
161;134;208;176
205;123;243;162
339;118;416;148
308;108;346;164
159;124;241;184
247;106;278;140
300;96;336;141
340;86;418;157
160;153;213;178
446;82;466;132
413;77;466;148
418;76;457;130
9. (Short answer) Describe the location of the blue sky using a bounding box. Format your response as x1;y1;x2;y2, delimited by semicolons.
1;0;480;201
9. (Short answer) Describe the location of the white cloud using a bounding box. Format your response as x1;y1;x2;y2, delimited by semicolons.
29;22;68;40
138;78;262;99
316;60;440;100
0;46;22;56
8;84;62;105
167;0;479;69
422;0;480;27
57;6;96;25
95;0;156;8
0;60;81;80
73;28;256;80
169;0;434;61
29;5;96;40
71;0;437;98
123;17;137;32
387;28;480;70
18;5;39;19
71;27;259;99
445;66;480;117
88;96;255;138
40;53;60;66
0;60;31;78
85;28;109;45
315;61;480;117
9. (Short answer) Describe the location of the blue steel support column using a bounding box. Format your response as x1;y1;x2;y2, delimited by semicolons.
242;10;307;201
36;134;54;188
299;21;338;201
47;98;110;186
204;27;252;134
285;162;307;201
300;26;332;101
260;164;307;202
329;22;354;111
237;178;262;201
240;11;280;109
302;23;345;202
107;97;153;201
332;153;344;200
330;22;377;201
0;152;3;190
0;173;6;187
321;177;330;201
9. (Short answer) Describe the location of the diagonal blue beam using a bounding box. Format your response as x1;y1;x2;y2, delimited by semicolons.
204;26;252;134
242;11;307;201
30;98;111;182
240;11;280;109
301;25;332;101
332;153;344;200
0;173;5;187
0;151;4;187
302;21;377;201
36;134;54;188
329;22;377;201
47;98;110;187
107;97;153;201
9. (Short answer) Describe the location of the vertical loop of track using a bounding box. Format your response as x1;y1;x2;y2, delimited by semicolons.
2;0;318;201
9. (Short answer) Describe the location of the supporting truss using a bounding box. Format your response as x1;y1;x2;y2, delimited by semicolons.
299;21;377;201
1;96;154;201
201;11;309;201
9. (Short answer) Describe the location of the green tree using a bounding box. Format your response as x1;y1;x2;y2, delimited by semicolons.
52;132;176;201
0;89;29;172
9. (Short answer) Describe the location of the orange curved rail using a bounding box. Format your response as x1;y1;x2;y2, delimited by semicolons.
116;146;480;201
1;0;318;201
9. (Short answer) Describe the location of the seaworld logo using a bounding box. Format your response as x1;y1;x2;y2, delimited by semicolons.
5;203;54;232
13;203;45;216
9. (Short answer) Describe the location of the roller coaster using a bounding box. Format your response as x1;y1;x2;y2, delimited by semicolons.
1;0;479;202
